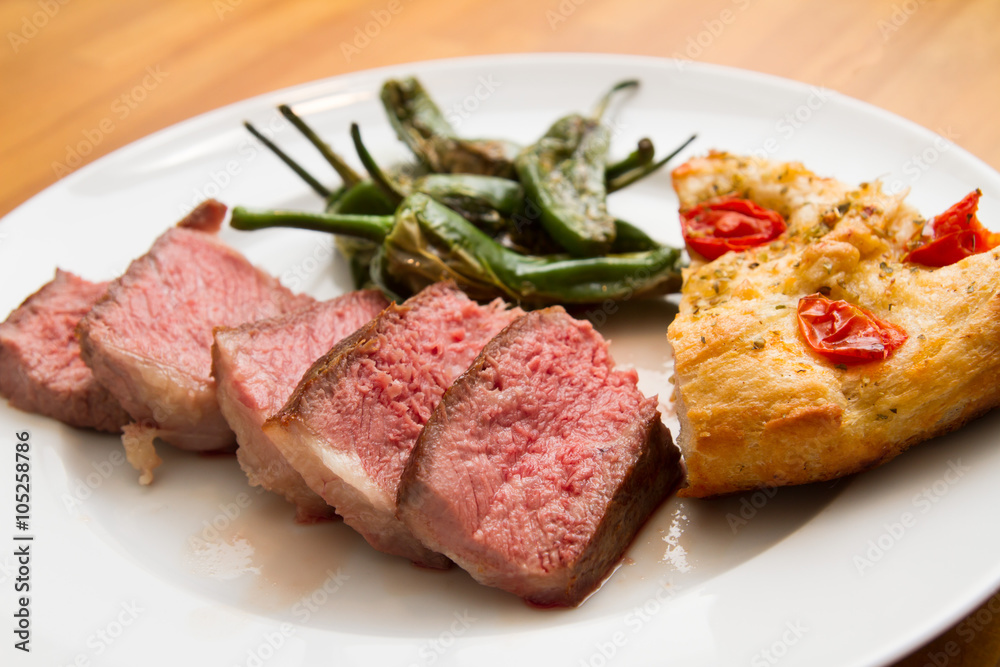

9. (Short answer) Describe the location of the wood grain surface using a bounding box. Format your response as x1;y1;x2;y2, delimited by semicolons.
2;0;999;664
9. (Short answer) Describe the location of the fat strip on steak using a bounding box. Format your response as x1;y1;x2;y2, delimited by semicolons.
212;289;389;522
78;200;313;483
266;282;523;568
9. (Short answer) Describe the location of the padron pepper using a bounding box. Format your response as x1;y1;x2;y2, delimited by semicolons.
352;122;674;256
350;122;523;234
514;80;637;258
230;193;683;306
251;88;691;250
243;83;693;294
514;80;696;258
381;77;520;178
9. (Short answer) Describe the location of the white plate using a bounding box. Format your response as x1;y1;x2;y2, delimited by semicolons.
2;53;999;667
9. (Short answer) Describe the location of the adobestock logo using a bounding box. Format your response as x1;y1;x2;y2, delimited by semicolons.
853;458;970;575
670;0;757;71
442;76;502;131
7;0;71;54
724;482;779;534
59;448;128;511
407;610;477;667
339;0;407;62
750;620;809;666
51;65;169;178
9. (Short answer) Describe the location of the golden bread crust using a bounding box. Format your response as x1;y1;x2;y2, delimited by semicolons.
669;152;1000;497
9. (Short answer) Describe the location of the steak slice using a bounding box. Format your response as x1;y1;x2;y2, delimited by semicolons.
0;269;129;432
78;200;313;483
265;282;523;568
212;289;389;523
396;307;682;606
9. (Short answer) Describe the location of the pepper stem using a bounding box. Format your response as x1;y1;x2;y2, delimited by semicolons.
607;133;697;193
278;104;363;187
591;79;640;121
243;121;331;199
350;122;406;207
606;137;655;183
229;206;394;243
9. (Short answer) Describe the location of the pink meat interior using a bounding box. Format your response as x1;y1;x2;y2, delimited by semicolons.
429;312;652;570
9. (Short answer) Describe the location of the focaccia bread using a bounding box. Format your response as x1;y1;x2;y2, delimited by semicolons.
668;151;1000;498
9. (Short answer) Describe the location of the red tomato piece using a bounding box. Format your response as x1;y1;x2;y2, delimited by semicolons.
904;189;999;267
680;196;787;260
905;229;991;267
926;188;981;236
797;294;907;364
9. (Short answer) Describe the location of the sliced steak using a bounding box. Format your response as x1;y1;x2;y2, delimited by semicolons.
396;307;682;606
78;200;313;483
265;282;523;568
0;269;129;432
212;289;389;523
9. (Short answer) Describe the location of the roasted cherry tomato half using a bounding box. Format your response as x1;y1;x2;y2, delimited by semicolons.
680;196;787;261
905;189;999;267
797;294;907;364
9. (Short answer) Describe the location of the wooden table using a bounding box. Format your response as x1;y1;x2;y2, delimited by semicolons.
2;0;998;663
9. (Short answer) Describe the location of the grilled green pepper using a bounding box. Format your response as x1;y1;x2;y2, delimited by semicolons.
351;121;522;234
514;80;638;258
381;77;520;178
231;193;682;306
